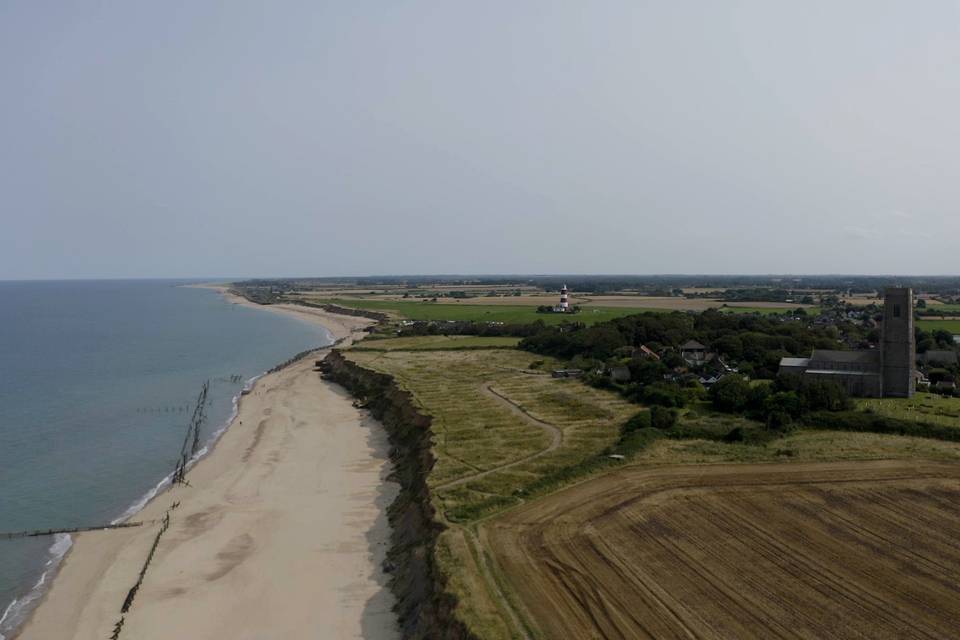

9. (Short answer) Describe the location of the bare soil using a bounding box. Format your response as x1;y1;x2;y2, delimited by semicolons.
483;460;960;639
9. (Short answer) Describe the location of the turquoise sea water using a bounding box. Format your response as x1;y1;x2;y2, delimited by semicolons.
0;280;333;638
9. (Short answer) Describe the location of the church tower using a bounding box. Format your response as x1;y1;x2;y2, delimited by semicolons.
881;287;915;398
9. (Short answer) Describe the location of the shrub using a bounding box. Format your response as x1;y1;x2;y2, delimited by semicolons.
623;410;652;432
642;382;687;408
766;411;794;431
710;375;752;412
722;426;745;443
651;405;679;429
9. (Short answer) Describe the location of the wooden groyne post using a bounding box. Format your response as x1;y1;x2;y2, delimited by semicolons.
0;521;143;540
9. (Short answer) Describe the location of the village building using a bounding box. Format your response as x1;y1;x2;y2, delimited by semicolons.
680;340;713;366
637;344;660;360
778;288;916;398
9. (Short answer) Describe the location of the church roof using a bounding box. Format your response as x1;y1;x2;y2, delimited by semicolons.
680;340;707;351
809;349;880;365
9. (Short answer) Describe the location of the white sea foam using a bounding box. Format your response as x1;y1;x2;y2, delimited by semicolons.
0;534;73;640
112;372;265;525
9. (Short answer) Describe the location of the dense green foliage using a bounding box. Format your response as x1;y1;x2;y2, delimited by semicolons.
916;326;960;352
519;309;843;378
709;373;852;427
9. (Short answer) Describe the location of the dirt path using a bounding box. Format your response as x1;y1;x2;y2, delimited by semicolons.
434;384;563;491
482;459;960;640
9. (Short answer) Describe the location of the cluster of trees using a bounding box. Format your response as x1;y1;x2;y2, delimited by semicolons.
916;327;958;353
684;287;816;304
397;319;547;338
519;310;844;379
709;374;852;429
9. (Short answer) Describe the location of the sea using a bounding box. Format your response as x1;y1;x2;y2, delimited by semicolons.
0;280;333;638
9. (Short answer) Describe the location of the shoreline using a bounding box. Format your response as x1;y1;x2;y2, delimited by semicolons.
13;290;398;639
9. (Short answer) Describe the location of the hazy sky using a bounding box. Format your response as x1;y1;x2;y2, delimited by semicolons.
2;1;958;279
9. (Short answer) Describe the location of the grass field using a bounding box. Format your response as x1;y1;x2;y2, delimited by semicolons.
923;302;960;313
719;305;818;315
484;461;960;639
917;319;960;334
346;344;639;638
345;347;637;515
856;393;960;429
352;335;521;351
312;297;644;325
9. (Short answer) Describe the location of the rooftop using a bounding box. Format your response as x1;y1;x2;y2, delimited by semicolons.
809;349;880;365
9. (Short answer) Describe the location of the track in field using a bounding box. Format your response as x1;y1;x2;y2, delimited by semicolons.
483;460;960;639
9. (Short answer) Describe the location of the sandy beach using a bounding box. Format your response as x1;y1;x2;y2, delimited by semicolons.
16;296;399;640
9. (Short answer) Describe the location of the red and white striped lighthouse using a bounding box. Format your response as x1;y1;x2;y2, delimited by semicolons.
559;284;569;311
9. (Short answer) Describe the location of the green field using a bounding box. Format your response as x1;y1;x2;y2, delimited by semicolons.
923;303;960;314
351;335;521;351
856;393;960;429
314;298;644;325
720;305;817;316
917;319;960;334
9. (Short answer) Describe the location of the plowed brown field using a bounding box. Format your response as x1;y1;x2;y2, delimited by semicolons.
483;461;960;639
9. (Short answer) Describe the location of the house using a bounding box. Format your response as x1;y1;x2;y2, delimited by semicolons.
680;340;713;366
637;345;660;361
609;366;631;383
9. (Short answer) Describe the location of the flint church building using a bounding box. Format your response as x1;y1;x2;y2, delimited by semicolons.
778;288;915;398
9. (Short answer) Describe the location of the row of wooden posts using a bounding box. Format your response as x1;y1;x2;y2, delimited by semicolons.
110;501;181;638
108;383;207;637
171;381;210;485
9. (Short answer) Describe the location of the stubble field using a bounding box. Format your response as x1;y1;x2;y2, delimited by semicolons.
483;460;960;639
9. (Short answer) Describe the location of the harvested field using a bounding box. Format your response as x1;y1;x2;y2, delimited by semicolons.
484;460;960;640
578;296;812;311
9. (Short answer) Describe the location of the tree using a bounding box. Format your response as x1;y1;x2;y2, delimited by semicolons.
710;375;752;412
651;405;679;429
642;382;686;408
